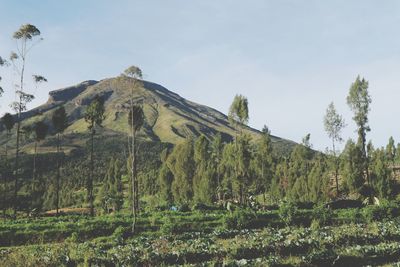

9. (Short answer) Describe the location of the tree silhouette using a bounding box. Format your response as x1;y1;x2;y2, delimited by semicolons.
51;106;68;215
128;104;144;233
84;96;105;216
1;113;14;217
31;121;48;212
9;24;43;217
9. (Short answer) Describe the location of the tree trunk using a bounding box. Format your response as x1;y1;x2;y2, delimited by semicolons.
13;118;21;218
31;141;38;213
131;131;137;233
56;133;60;216
3;132;9;219
89;130;95;216
13;55;26;219
332;140;339;197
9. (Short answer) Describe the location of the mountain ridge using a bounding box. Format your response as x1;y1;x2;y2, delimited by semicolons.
2;76;296;154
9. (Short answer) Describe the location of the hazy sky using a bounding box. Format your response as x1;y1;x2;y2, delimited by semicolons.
1;0;400;151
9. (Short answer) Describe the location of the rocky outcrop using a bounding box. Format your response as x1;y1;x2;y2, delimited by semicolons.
47;80;98;103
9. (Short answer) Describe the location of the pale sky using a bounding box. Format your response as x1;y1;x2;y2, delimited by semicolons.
1;0;400;151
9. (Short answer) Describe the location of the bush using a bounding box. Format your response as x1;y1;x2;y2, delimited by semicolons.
224;209;257;229
279;201;298;226
312;205;333;226
363;202;400;222
160;216;180;234
112;226;127;244
178;203;191;212
192;203;219;211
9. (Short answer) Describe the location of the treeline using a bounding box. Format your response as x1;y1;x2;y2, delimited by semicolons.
1;24;400;224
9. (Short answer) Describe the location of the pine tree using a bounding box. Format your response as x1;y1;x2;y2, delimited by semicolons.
210;133;224;201
254;125;274;203
370;148;391;199
168;138;195;204
347;76;372;187
193;135;213;203
342;139;364;193
159;148;174;204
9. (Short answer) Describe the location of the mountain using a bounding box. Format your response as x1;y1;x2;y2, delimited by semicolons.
1;75;295;154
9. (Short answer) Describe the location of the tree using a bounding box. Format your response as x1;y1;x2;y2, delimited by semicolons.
51;106;68;215
1;113;14;159
84;96;105;216
254;125;274;203
128;104;144;233
228;94;249;131
235;134;252;204
386;137;396;168
168;138;195;204
347;76;372;186
323;102;346;196
122;66;144;233
0;56;8;97
342;139;364;193
159;148;174;204
9;24;43;217
370;148;391;199
210;133;224;201
31;121;48;211
1;113;14;217
288;135;313;201
97;157;123;213
228;95;250;205
193;135;213;204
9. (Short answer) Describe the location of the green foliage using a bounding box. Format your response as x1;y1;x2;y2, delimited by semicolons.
84;95;105;131
168;138;195;204
224;209;257;229
228;94;249;126
312;205;333;226
342;139;365;193
279;201;298;226
370;148;392;198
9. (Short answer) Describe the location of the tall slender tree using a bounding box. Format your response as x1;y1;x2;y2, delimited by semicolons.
122;66;145;233
1;113;14;217
323;102;346;196
255;125;274;203
128;104;144;233
210;133;224;201
1;113;14;159
84;96;105;216
9;24;43;217
31;121;48;211
51;106;68;215
228;95;249;205
347;76;372;187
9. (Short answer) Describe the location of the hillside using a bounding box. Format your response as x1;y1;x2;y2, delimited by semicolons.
0;75;295;154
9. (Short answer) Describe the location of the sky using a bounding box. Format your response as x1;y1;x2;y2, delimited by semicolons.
1;0;400;151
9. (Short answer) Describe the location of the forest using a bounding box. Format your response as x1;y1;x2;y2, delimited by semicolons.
2;24;400;267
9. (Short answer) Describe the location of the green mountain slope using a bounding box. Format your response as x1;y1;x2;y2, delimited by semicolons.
1;76;295;153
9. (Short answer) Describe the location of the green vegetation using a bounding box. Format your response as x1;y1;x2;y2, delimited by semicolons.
2;24;400;266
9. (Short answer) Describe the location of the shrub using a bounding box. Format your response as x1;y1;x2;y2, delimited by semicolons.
112;226;127;244
312;205;333;226
224;209;256;229
178;203;191;212
279;201;298;226
66;232;80;243
363;202;400;222
160;216;180;234
192;203;218;211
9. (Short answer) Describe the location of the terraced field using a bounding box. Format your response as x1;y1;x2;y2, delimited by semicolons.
2;205;400;266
